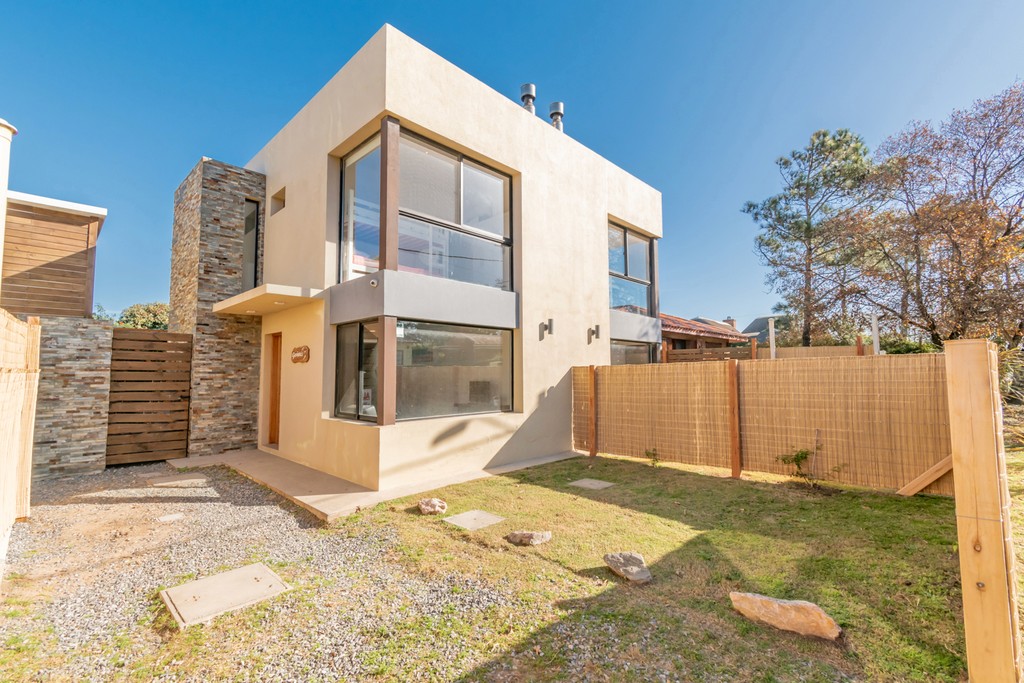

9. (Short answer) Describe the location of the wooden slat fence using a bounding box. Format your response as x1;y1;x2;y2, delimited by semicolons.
572;353;953;495
666;347;756;362
0;308;40;580
106;328;192;465
666;344;874;363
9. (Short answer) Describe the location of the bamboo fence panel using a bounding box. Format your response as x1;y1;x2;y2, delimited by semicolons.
571;353;953;495
738;355;952;494
106;328;192;465
592;363;732;467
0;308;40;581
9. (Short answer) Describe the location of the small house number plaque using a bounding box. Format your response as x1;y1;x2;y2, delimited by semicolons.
290;346;310;363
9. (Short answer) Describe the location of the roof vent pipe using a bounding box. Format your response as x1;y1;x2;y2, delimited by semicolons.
520;84;536;114
549;101;564;131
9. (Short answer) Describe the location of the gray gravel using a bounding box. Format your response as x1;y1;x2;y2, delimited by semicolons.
1;463;518;682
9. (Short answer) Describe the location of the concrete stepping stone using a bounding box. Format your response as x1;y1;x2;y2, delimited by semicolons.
443;509;505;531
568;478;615;490
160;563;290;628
157;513;184;523
147;473;209;488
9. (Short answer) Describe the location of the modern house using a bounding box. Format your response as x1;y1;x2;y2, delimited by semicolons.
659;313;748;357
169;25;662;492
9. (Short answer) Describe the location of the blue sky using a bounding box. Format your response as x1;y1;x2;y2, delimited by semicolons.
3;1;1023;327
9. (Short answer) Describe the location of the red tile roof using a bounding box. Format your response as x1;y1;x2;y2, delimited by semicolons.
660;313;749;343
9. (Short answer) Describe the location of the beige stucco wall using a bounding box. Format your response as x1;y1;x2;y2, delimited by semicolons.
246;25;662;490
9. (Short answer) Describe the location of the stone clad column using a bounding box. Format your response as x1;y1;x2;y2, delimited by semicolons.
170;158;266;457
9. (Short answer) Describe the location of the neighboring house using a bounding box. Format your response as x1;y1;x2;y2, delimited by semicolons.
743;315;791;344
0;117;116;481
659;313;748;357
169;25;663;492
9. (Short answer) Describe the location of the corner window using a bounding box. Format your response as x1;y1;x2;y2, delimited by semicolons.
610;340;654;365
334;321;380;421
398;134;511;290
396;320;512;420
242;200;259;290
609;223;652;315
341;136;382;280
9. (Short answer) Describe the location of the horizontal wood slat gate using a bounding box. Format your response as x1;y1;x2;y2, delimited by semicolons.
106;328;192;465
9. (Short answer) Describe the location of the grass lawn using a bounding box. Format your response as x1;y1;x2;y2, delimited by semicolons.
371;455;966;682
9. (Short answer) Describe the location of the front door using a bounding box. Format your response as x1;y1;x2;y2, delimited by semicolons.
268;333;282;446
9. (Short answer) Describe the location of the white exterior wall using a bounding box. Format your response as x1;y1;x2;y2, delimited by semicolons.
245;25;662;490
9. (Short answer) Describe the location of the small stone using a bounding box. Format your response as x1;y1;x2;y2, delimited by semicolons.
418;498;447;515
729;591;841;640
158;513;184;523
603;551;652;584
506;531;552;546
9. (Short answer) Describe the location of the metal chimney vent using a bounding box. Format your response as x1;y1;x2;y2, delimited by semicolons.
520;83;537;114
549;101;564;132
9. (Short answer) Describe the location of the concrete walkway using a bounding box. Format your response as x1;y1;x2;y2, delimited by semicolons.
170;449;577;523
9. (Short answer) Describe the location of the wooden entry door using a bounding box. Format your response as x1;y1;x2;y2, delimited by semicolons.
268;333;282;446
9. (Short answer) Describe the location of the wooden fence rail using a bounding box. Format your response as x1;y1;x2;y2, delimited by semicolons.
0;309;40;584
666;343;875;363
105;328;192;465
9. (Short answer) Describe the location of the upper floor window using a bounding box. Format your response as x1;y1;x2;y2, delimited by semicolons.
608;223;652;316
341;136;382;280
242;199;259;290
398;134;511;290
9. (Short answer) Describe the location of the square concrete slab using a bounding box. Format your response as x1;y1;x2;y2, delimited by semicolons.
147;473;209;488
568;478;616;490
160;563;289;628
444;509;506;531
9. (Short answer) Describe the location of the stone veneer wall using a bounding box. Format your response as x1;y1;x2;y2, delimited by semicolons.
32;316;113;479
169;158;266;457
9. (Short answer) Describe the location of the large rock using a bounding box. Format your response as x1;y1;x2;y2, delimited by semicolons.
603;551;652;584
506;531;552;546
418;498;448;515
729;592;841;640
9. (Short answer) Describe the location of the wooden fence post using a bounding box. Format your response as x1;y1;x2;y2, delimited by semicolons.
944;340;1021;682
856;336;865;356
726;359;741;478
750;338;758;360
588;365;597;457
15;316;40;520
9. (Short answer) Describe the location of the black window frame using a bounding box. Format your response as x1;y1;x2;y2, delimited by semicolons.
242;198;260;291
608;222;653;316
333;320;380;423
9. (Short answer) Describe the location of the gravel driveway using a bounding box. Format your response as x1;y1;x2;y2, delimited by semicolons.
1;463;517;681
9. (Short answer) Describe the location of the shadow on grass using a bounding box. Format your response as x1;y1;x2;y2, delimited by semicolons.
451;455;964;682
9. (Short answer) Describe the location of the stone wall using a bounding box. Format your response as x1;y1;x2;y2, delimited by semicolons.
32;316;113;479
170;158;266;457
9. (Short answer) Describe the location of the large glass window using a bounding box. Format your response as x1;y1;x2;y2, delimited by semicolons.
334;321;380;421
395;321;512;420
341;136;382;279
242;200;259;290
610;340;654;365
608;223;652;315
398;134;511;290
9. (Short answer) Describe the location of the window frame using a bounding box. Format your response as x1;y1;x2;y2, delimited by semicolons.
339;133;383;283
333;320;380;423
394;317;514;422
397;131;514;290
608;222;653;315
242;199;260;291
609;339;656;365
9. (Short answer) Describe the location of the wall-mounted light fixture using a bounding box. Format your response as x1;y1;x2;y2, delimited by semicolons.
539;318;554;340
588;324;601;344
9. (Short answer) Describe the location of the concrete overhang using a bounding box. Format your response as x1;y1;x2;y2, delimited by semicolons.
609;309;661;344
213;283;323;316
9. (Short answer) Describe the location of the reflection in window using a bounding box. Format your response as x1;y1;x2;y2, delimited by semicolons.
341;137;382;280
334;321;379;421
395;321;512;420
608;223;652;316
398;134;511;290
610;340;653;365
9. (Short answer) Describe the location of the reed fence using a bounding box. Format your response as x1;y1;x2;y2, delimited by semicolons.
0;308;40;581
572;353;952;495
666;342;874;363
